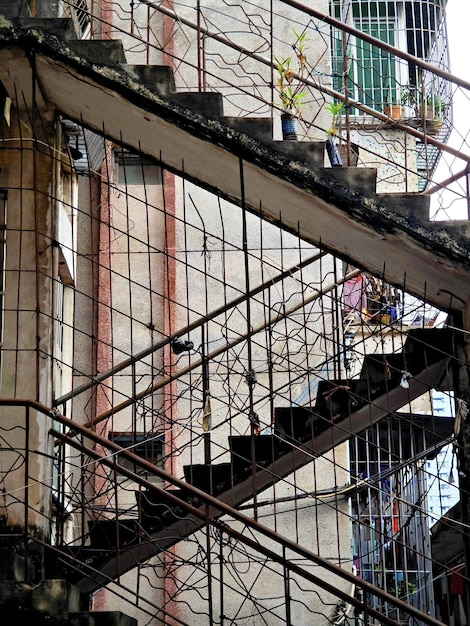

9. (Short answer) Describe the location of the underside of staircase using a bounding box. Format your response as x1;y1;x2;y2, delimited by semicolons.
0;15;469;314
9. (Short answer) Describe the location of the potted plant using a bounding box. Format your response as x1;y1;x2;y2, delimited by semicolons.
419;92;447;135
383;83;406;120
325;100;344;166
399;86;418;118
274;30;308;140
324;101;359;166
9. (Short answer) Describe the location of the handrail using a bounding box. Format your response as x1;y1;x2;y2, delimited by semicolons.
0;396;449;625
134;0;470;166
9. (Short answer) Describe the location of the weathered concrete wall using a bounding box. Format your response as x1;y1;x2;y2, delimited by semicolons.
0;109;57;536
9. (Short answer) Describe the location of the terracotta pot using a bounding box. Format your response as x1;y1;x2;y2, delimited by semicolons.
419;104;443;135
383;104;405;120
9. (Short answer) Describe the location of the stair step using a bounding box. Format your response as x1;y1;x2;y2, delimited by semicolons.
31;579;81;616
225;116;273;141
272;140;325;169
274;405;322;442
88;519;140;550
173;91;224;119
68;611;137;626
404;327;454;360
1;1;31;18
229;434;290;476
379;192;430;222
184;462;233;495
314;379;371;418
123;64;176;95
353;414;454;469
325;163;378;195
68;40;127;65
425;221;470;245
18;17;77;38
136;488;202;530
360;353;407;389
0;546;34;582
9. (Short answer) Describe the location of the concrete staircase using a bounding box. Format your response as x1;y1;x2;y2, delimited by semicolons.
0;5;464;617
0;548;136;625
0;12;469;313
63;327;455;594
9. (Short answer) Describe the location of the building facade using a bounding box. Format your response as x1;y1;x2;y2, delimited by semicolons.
0;1;467;625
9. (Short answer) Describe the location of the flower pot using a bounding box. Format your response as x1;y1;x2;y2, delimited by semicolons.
325;137;342;167
419;104;433;120
281;113;298;140
383;104;405;120
419;104;443;135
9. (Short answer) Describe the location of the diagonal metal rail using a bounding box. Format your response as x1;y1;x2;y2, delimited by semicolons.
48;409;446;625
44;355;448;605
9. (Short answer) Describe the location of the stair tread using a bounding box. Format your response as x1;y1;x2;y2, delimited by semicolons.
88;519;140;550
68;611;138;626
229;433;292;473
184;462;233;495
68;39;127;65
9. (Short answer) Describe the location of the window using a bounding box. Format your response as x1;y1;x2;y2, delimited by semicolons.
110;432;165;477
330;1;450;119
114;150;162;186
331;1;408;113
60;0;91;39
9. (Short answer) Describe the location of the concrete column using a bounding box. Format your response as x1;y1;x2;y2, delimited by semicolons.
0;109;56;540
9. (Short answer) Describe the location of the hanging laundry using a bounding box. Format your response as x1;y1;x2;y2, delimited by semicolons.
342;274;371;317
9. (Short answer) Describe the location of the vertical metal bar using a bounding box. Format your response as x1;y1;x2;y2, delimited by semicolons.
202;324;211;466
219;528;225;626
196;0;202;91
205;505;214;625
466;165;470;220
0;190;6;380
24;405;30;560
239;157;258;518
283;546;292;626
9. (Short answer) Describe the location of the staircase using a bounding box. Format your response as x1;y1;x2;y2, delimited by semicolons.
0;13;469;314
62;327;455;594
0;7;464;624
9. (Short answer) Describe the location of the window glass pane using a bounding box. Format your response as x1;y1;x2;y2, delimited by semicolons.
110;432;165;476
